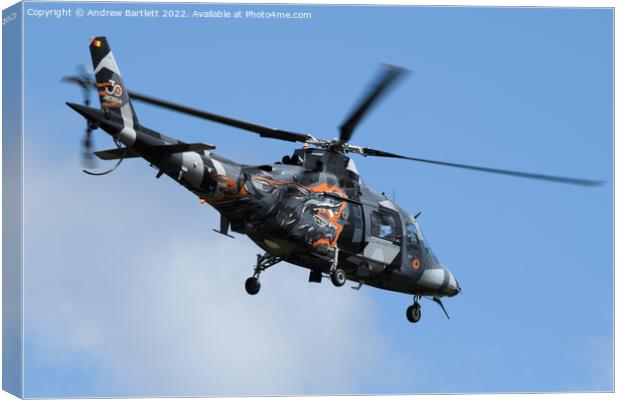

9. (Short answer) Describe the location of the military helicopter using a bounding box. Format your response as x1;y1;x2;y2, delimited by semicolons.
64;37;602;324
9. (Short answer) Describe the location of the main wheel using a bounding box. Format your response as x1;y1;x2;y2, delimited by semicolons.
245;277;261;295
406;304;421;323
330;269;346;287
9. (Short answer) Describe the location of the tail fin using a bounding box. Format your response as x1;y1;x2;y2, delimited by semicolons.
89;36;139;128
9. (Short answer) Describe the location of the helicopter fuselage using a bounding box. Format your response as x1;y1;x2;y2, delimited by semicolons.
68;103;461;299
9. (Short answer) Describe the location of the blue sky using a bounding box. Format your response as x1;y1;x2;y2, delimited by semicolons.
20;3;612;397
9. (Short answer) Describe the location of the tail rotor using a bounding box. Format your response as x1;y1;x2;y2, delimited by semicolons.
82;122;96;169
62;65;98;168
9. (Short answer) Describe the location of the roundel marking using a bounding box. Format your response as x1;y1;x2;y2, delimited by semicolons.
411;258;420;270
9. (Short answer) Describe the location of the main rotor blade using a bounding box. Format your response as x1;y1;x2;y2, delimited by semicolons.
128;91;313;143
339;65;408;143
362;147;604;187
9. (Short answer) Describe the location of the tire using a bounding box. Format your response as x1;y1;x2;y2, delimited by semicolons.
330;269;346;287
406;304;421;323
245;277;261;295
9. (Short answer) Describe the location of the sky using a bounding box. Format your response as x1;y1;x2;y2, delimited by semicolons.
16;2;613;397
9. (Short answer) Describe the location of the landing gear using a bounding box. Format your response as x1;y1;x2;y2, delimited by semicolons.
406;304;421;323
328;246;346;287
245;277;261;295
309;268;346;287
406;295;422;323
330;269;346;287
244;253;282;295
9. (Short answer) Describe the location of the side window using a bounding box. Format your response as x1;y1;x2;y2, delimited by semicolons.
371;211;401;242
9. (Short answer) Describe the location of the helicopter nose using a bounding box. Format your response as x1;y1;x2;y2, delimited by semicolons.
444;270;461;297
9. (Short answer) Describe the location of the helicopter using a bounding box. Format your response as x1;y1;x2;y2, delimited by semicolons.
64;37;602;324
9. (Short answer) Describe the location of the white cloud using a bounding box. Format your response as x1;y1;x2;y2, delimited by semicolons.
23;153;406;396
579;336;613;391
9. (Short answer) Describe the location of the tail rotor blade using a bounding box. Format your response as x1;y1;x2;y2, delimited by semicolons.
81;127;96;169
62;65;95;106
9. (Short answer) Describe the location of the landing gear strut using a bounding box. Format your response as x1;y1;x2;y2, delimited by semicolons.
406;295;422;323
244;253;282;295
329;246;346;287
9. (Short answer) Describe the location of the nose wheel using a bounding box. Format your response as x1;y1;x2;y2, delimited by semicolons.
244;253;282;295
406;295;422;323
245;277;261;295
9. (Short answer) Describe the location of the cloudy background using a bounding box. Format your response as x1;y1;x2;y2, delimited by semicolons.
24;150;407;396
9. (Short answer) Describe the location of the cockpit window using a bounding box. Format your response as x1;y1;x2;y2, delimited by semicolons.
424;237;438;262
405;223;419;246
419;228;439;263
407;218;439;263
